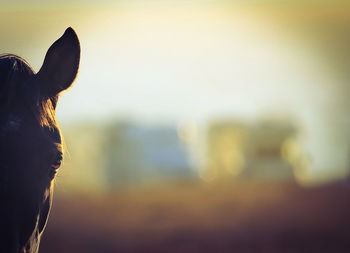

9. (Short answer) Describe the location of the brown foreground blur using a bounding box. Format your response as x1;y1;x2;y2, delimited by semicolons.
41;180;350;253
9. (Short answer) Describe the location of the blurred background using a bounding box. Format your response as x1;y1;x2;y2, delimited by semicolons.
2;0;350;252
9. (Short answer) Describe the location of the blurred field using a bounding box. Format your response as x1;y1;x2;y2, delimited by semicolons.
41;180;350;253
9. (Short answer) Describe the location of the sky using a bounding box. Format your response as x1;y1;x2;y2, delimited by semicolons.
1;0;350;184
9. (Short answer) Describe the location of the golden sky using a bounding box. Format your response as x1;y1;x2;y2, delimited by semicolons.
1;0;350;183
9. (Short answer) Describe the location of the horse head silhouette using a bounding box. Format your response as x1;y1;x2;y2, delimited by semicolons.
0;27;80;253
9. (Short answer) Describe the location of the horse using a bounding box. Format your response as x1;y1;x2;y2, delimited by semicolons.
0;27;80;252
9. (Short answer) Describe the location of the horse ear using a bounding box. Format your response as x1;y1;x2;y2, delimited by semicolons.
36;27;80;97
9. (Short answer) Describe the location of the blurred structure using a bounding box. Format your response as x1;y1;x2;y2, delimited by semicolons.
60;120;195;192
103;121;195;189
203;118;298;182
245;119;297;180
204;121;248;180
59;117;307;192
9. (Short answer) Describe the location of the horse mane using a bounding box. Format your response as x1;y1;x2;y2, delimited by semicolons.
0;54;34;104
0;54;57;128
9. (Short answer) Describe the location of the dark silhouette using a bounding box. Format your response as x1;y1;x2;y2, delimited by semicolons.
0;27;80;252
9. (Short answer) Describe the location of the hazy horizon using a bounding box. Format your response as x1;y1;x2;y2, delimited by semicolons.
2;0;350;184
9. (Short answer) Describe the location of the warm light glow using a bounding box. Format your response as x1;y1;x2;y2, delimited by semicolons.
2;1;350;186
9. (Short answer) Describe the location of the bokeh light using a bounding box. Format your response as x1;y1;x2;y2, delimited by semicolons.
2;1;350;252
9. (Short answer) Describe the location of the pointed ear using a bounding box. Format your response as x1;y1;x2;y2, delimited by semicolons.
36;27;80;97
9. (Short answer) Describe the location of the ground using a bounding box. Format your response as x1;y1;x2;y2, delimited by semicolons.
40;180;350;253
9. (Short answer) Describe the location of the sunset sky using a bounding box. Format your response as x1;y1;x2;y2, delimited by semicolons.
1;0;350;184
